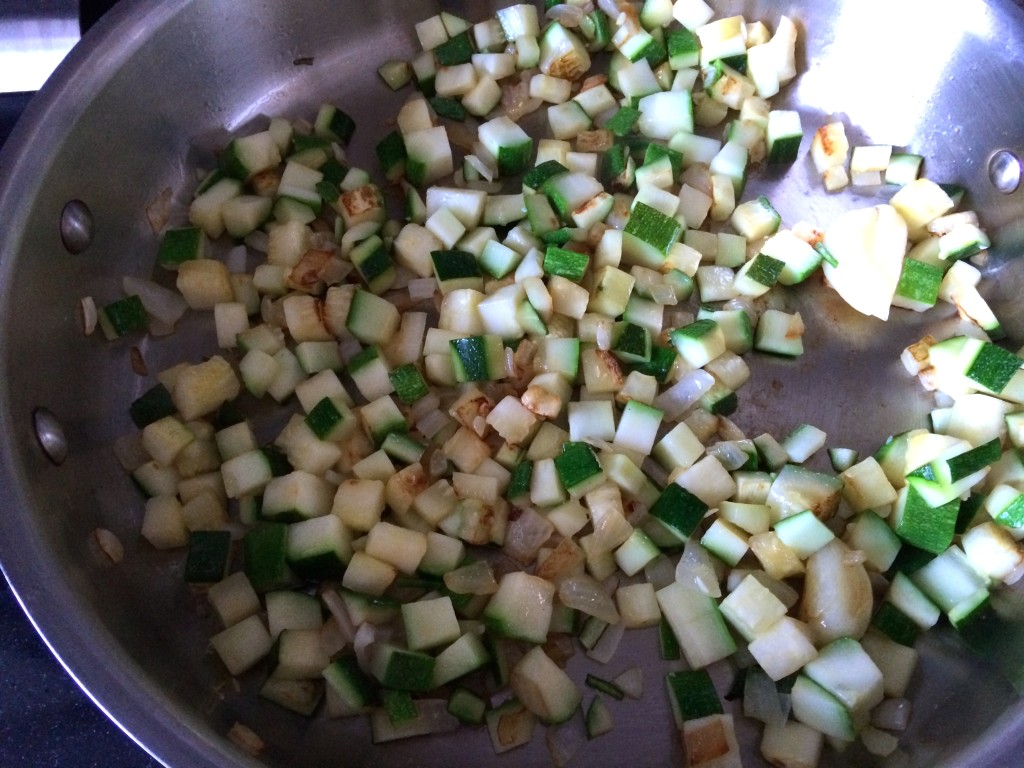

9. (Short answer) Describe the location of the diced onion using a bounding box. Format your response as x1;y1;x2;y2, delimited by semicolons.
546;4;585;27
558;574;620;624
122;276;189;327
93;528;124;564
654;369;716;420
79;296;98;336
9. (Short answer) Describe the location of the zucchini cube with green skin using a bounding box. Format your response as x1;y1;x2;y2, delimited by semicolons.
304;396;357;442
404;126;454;188
666;27;700;69
361;396;409;447
388;364;430;404
450;335;505;382
790;675;856;741
350;235;395;295
604;106;641;137
506;461;533;505
432;633;491;688
665;669;723;728
523;159;569;191
99;295;149;338
286;514;353;581
447;687;487;725
541;171;604;223
323;656;376;712
656;582;737;669
371;643;436;692
130;383;177;429
261;470;335;523
730;195;781;240
431;249;483;294
733;253;785;297
158;226;205;268
766;110;803;165
478;115;534;176
244;524;295;593
484;571;555;644
965;341;1023;394
221;131;282;181
554;441;605;497
892;258;943;311
313;103;356;145
985;484;1024;528
670;319;726;368
543;245;589;282
612;322;652;364
184;530;233;584
803;637;884;718
429;95;467;121
622;202;684;269
648;484;708;540
773;509;835;559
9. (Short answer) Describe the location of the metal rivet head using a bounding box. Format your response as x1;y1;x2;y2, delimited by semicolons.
60;199;94;254
33;408;68;466
989;150;1022;195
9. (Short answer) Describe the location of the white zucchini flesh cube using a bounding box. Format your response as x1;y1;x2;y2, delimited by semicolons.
615;582;661;629
364;521;427;575
510;646;581;725
811;122;850;173
402;596;461;651
890;178;955;238
568;399;616;444
530;73;571;104
275;628;331;680
142;416;195;467
672;0;714;31
747;616;818;681
342;551;396;596
425;186;486;229
211;615;273;676
695;16;747;63
484;571;555;643
840;457;898;513
435;63;478;98
860;629;919;698
141;496;189;550
962;521;1024;582
206;573;262;626
637;91;694;140
850;145;893;187
760;719;824;768
414;15;448;51
719;574;787;641
472;52;516;80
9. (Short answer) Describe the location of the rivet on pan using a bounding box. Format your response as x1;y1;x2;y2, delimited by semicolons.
60;199;94;254
988;150;1022;195
33;408;69;466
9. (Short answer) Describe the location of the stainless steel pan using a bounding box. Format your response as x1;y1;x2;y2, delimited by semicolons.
2;1;1024;766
